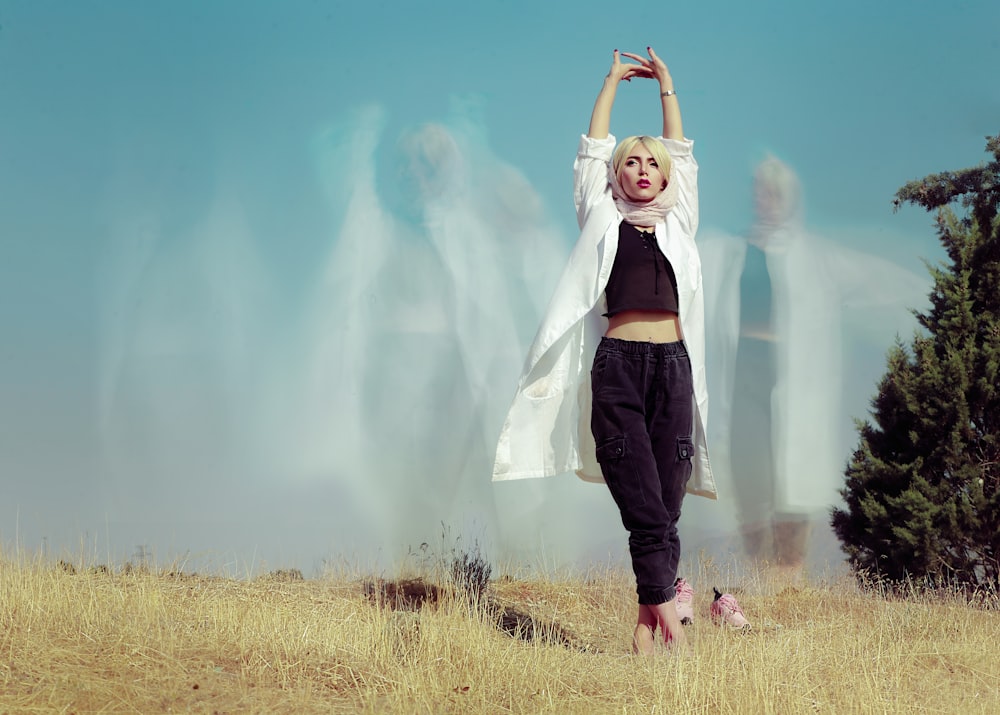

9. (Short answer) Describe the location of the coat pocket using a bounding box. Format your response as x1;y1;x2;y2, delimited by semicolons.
523;373;560;401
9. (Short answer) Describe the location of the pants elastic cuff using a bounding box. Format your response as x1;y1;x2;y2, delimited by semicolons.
637;585;676;606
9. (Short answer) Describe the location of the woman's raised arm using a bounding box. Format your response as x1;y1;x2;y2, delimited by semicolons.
620;46;683;140
587;50;652;139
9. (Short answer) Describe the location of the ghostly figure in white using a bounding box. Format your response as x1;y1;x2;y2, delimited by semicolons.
300;104;567;558
96;101;569;565
700;156;927;568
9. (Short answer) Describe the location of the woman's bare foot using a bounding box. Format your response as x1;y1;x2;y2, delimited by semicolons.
631;605;657;655
650;598;689;650
631;602;691;654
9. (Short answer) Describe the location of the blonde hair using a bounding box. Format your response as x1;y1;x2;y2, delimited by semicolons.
612;136;672;189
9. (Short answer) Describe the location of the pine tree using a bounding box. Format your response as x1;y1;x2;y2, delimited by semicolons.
832;134;1000;591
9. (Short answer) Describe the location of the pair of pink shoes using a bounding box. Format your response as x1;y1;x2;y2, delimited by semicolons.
674;578;750;629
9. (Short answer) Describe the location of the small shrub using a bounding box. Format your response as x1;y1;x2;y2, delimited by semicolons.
450;541;493;607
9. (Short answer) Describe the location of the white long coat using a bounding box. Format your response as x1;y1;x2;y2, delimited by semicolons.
492;134;717;499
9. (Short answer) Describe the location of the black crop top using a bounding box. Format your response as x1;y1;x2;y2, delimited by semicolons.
604;222;680;317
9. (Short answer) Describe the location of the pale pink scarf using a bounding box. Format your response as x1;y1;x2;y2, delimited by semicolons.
607;162;679;226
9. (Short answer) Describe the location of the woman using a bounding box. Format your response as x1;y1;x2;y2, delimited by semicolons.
493;47;716;653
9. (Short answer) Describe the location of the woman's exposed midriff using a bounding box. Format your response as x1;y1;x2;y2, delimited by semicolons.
605;309;683;343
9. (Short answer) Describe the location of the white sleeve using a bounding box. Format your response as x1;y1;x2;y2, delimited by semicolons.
573;134;616;230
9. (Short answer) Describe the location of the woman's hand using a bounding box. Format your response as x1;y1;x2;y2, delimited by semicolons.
617;46;682;139
620;47;673;91
607;49;654;83
588;48;677;140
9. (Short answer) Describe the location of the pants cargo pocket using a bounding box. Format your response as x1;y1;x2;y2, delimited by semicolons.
676;437;694;462
596;435;646;509
676;436;694;487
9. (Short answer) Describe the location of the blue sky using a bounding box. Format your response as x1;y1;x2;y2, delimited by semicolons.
1;0;997;573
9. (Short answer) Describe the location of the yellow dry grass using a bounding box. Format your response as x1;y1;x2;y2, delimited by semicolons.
1;549;998;714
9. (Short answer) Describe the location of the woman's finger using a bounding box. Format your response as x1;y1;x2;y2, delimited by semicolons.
623;66;654;77
620;51;650;65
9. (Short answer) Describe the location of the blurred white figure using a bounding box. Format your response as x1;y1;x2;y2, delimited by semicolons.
301;105;567;559
98;191;273;510
703;156;927;571
97;102;569;565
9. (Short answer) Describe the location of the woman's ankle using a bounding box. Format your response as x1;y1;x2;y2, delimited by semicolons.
632;623;655;655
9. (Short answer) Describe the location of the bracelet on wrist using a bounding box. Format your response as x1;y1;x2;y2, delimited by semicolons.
660;89;676;97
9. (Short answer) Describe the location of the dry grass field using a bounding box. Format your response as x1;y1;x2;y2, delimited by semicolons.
1;546;998;714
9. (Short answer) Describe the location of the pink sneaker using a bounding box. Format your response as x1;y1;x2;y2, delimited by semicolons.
674;577;695;625
710;587;750;629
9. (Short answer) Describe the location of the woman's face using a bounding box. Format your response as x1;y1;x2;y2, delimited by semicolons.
619;143;667;203
754;158;800;226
